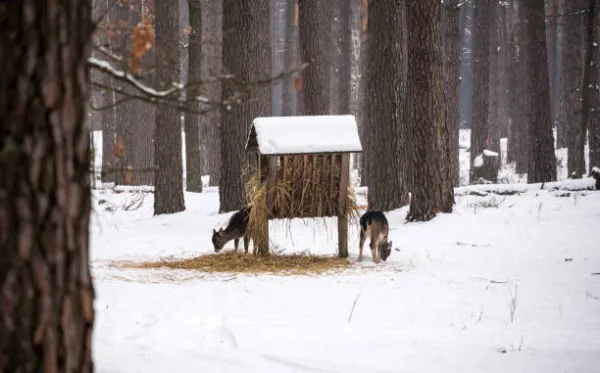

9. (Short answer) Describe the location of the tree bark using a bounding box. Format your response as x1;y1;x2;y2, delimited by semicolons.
590;0;600;171
154;0;185;214
563;0;586;176
485;1;501;183
364;0;409;210
0;1;95;371
199;0;222;186
339;0;352;115
282;0;299;116
406;0;454;221
574;0;598;177
185;0;203;192
469;0;493;184
220;0;272;215
442;0;461;187
507;0;529;174
358;0;369;187
522;0;557;183
298;0;332;115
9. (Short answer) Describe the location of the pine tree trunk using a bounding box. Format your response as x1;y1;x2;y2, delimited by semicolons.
220;0;272;215
154;0;185;214
101;3;117;183
185;0;203;192
590;0;600;171
358;0;369;187
522;0;557;183
507;0;529;174
563;0;586;176
485;1;501;183
282;0;299;116
199;0;222;187
442;0;461;187
406;0;454;221
574;0;598;177
298;0;332;115
339;0;352;115
469;0;492;184
364;0;409;210
0;1;95;371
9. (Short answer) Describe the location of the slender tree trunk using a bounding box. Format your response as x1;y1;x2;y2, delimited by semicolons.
469;0;492;184
459;0;475;134
128;0;155;186
406;0;454;221
574;0;598;177
101;1;117;183
358;0;369;186
365;0;409;211
0;1;95;371
563;0;586;175
339;0;352;115
199;0;222;186
485;1;501;183
522;0;557;183
507;0;529;173
298;0;332;115
185;0;203;192
282;0;299;116
590;0;600;171
154;0;185;214
442;0;461;187
220;0;272;215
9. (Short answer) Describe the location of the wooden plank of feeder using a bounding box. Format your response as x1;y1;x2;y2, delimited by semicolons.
310;155;318;216
337;153;350;258
266;156;278;216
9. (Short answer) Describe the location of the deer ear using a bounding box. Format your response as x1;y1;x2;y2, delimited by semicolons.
212;228;216;234
388;240;393;248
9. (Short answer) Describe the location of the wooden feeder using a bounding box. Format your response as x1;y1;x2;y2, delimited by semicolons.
244;115;363;257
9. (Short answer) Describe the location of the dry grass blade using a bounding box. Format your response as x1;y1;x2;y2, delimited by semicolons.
118;251;351;275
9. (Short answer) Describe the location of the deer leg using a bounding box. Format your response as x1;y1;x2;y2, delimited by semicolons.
234;238;240;252
358;229;366;262
370;239;380;264
243;234;250;254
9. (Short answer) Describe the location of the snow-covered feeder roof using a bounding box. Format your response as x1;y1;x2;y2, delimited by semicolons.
245;115;363;156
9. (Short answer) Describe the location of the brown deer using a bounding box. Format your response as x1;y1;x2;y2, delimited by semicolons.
211;205;254;254
358;210;392;264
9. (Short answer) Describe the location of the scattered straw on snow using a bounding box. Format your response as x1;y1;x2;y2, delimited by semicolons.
115;251;351;275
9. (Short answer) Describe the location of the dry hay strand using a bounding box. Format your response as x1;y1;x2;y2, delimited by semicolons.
244;171;269;253
120;251;351;275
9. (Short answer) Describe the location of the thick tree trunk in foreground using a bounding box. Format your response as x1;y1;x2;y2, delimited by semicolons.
406;0;454;221
220;0;272;215
442;0;461;187
185;0;203;192
365;0;409;211
154;0;185;214
522;0;557;183
0;1;95;371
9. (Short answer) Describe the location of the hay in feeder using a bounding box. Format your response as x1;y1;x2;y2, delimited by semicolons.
243;155;360;249
119;251;351;275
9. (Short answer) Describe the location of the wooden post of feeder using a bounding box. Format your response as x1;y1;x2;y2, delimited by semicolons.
255;156;278;255
337;153;350;258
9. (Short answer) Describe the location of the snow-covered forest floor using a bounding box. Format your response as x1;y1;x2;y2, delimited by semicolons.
90;131;600;373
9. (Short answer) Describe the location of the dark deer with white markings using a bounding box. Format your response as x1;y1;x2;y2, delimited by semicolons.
212;205;254;254
358;210;392;264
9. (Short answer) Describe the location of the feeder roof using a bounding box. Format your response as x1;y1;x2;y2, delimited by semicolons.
245;115;363;156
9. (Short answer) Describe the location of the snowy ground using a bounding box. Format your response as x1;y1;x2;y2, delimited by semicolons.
91;131;600;372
